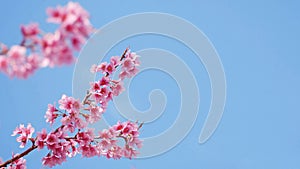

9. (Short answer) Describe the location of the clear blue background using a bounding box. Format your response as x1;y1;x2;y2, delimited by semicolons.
0;1;299;169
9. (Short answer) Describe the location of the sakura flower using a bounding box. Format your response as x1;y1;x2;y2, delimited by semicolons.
119;52;140;80
119;70;129;80
0;56;8;72
105;146;123;159
99;76;110;86
76;129;94;145
91;86;110;105
35;129;48;149
113;121;124;131
46;5;67;24
105;63;115;75
123;58;134;71
21;23;40;37
74;116;87;129
112;121;142;149
66;139;78;157
7;45;26;62
110;56;120;66
89;64;97;73
42;154;65;168
46;133;59;150
61;118;76;133
79;145;98;158
45;104;58;124
8;154;26;169
98;62;107;73
90;62;116;74
58;95;81;112
90;81;101;91
41;31;75;67
61;112;86;131
11;124;34;148
111;81;124;96
99;129;115;140
26;54;41;72
87;105;104;123
47;1;93;37
70;35;85;51
123;147;138;159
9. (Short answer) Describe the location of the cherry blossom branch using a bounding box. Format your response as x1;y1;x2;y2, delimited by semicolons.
0;144;37;168
0;48;142;168
0;2;94;79
1;124;68;168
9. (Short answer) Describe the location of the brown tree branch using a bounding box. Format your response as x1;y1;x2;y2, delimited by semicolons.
0;144;37;168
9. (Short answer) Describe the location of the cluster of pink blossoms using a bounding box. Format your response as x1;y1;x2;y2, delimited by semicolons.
0;49;142;169
0;2;94;78
0;154;26;169
11;124;35;148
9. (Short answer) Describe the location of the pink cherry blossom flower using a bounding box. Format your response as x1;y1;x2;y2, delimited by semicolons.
123;147;138;159
11;124;35;148
119;70;129;80
106;92;113;103
99;87;109;96
123;58;134;71
90;81;101;91
87;105;104;123
41;31;75;67
46;133;59;150
79;145;98;158
98;62;107;72
70;36;85;51
91;86;110;106
25;54;41;73
58;95;80;112
105;146;123;159
99;76;110;86
89;64;97;73
61;119;76;133
105;63;115;75
66;139;78;157
46;5;67;24
21;23;40;37
42;154;65;168
74;116;87;129
118;52;140;80
55;45;74;65
0;56;8;73
47;2;93;37
7;45;26;62
45;104;58;124
7;154;26;169
54;127;67;140
110;56;120;66
36;129;47;149
76;129;94;146
111;81;124;96
99;129;115;140
113;121;124;131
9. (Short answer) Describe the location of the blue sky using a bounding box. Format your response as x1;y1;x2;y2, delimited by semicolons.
0;0;300;169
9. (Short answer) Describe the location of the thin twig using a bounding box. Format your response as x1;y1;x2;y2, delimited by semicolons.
82;90;92;105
